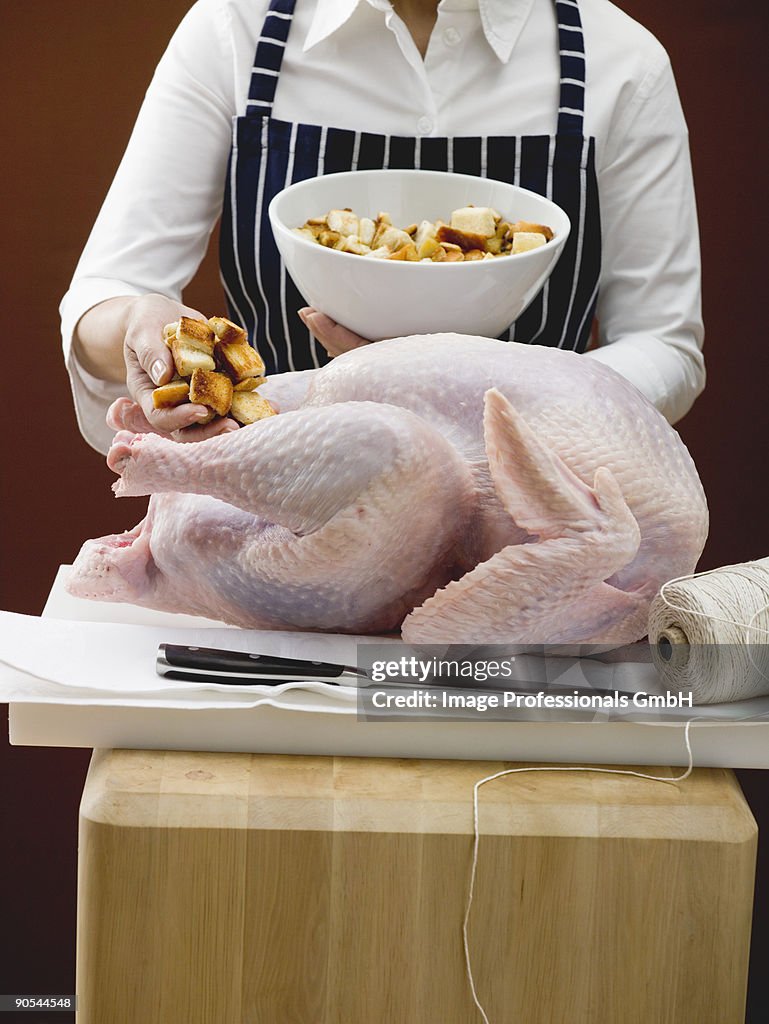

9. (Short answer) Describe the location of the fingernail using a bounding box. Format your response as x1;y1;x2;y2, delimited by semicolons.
150;359;167;385
195;407;212;420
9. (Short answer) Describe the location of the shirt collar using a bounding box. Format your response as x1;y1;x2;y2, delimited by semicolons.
302;0;535;64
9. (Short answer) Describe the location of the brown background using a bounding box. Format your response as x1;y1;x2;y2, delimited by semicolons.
1;1;768;1019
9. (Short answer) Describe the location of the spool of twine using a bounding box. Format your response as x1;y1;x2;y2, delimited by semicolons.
648;556;769;704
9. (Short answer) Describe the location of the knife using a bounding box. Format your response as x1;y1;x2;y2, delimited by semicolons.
156;643;365;686
156;643;636;697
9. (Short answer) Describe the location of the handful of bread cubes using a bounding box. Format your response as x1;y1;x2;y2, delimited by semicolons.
294;204;553;262
153;316;276;426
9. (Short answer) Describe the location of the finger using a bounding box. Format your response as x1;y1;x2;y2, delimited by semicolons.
127;329;175;387
107;398;155;434
125;344;170;409
151;404;216;433
123;383;214;434
171;417;241;443
108;397;215;436
124;354;212;433
298;308;370;358
109;394;236;439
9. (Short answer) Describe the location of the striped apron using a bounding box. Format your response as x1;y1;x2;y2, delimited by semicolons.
220;0;601;374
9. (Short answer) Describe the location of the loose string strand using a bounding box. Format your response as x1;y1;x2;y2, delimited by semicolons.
462;720;694;1024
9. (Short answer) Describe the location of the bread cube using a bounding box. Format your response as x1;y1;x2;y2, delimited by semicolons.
509;221;554;242
417;236;441;260
162;322;178;347
358;218;376;245
386;242;419;261
151;380;190;409
339;236;371;255
208;316;248;346
327;209;360;237
178;317;215;348
215;340;266;383
432;245;463;262
450;206;496;238
414;220;437;248
189;369;233;417
169;317;216;376
233;376;266;392
511;232;548;254
230;391;277;425
170;341;216;377
436;225;488;252
376;226;414;252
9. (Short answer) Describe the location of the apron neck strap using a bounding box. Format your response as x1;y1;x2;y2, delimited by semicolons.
246;0;295;115
555;0;587;136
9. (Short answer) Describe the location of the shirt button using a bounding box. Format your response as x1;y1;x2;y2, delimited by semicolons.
443;26;461;47
417;116;433;135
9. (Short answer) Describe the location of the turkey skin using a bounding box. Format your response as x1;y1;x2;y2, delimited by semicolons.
68;334;708;645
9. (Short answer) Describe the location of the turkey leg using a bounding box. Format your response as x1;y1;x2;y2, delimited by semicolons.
107;401;466;535
69;403;476;632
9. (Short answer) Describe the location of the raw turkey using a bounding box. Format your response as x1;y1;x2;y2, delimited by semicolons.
68;335;708;645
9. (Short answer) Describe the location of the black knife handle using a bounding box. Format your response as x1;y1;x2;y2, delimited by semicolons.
159;644;348;679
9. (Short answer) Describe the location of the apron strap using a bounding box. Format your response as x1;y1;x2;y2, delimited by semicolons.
247;0;587;134
246;0;296;115
555;0;587;136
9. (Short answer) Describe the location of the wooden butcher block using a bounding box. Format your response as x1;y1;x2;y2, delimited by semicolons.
76;749;756;1023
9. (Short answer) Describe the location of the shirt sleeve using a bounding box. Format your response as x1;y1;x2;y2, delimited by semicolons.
59;0;238;453
583;48;705;425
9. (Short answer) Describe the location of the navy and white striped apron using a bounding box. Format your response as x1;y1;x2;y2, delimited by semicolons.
220;0;601;374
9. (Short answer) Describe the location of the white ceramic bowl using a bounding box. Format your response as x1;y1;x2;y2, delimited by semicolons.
268;169;570;340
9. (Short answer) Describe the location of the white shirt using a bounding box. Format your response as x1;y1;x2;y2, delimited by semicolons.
61;0;705;453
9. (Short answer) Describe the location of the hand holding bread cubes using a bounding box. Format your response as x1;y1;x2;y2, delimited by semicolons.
154;316;276;427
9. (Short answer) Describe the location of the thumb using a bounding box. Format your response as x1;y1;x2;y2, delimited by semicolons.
149;355;173;386
128;326;175;386
298;308;370;355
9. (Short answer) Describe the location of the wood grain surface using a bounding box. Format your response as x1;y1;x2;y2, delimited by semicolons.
77;750;757;1023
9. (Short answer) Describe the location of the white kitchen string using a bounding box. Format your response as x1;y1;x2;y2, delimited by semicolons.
649;557;769;703
462;721;694;1024
463;559;769;1018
